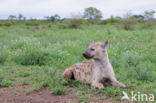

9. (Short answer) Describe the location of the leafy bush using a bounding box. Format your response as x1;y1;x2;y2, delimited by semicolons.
64;18;82;28
13;47;48;65
103;16;121;24
4;21;12;27
9;38;73;66
81;19;90;25
143;21;155;29
25;20;39;26
58;22;69;29
121;16;137;30
9;38;48;65
0;80;12;87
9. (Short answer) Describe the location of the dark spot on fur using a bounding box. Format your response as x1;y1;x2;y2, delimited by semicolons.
99;78;110;83
78;72;81;76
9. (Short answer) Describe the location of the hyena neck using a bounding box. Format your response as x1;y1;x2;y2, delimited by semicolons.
93;55;110;69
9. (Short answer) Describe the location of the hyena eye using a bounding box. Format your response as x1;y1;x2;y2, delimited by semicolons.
90;48;95;51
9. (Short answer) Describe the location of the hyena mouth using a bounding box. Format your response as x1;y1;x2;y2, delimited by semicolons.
84;55;94;59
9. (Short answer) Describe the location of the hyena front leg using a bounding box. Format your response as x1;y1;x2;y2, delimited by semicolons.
91;81;104;90
109;77;126;88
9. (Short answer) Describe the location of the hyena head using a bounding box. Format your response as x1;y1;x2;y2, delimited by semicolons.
83;40;108;60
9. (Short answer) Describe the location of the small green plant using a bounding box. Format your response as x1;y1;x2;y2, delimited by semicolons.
45;68;67;95
51;86;66;95
135;66;152;81
127;65;153;81
67;101;75;103
0;80;12;87
121;52;140;68
22;89;29;93
18;71;30;77
0;48;8;64
78;96;88;103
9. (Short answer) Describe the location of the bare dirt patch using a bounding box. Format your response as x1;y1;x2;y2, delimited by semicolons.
0;85;131;103
0;85;78;103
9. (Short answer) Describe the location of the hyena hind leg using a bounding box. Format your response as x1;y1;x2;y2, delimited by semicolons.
110;80;126;88
63;67;74;79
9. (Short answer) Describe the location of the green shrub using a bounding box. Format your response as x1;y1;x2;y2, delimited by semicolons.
0;80;12;87
64;18;82;28
9;38;51;65
4;21;12;27
121;16;137;30
14;48;47;65
25;20;39;26
143;21;155;29
104;87;121;97
58;22;69;29
81;19;90;25
103;16;121;24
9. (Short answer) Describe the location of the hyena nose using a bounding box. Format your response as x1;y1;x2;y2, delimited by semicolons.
82;52;86;57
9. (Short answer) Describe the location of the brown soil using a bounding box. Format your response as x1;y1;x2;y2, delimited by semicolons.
0;85;131;103
0;85;78;103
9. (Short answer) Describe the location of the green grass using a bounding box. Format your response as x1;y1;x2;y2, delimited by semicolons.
0;23;156;102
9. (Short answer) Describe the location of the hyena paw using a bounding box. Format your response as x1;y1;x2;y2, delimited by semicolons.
98;83;105;90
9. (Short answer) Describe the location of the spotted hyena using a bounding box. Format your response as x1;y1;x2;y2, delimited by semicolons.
63;40;126;89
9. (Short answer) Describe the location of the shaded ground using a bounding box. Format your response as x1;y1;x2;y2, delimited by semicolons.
0;85;131;103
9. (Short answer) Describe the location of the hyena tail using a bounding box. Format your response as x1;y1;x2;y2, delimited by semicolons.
62;67;74;79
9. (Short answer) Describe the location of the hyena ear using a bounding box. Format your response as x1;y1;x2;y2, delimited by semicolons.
90;40;94;44
102;40;109;48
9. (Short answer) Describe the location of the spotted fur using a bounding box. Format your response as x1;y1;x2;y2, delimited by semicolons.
63;41;126;89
